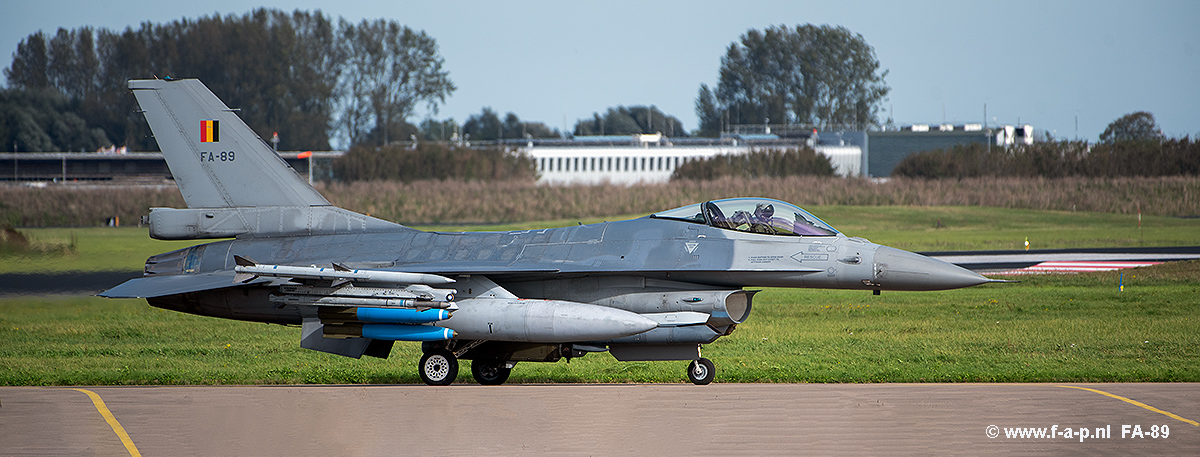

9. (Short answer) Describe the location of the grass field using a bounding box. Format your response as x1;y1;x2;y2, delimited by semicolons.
3;205;1197;274
2;261;1197;385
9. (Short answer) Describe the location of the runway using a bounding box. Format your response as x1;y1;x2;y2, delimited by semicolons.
922;245;1200;272
2;383;1197;456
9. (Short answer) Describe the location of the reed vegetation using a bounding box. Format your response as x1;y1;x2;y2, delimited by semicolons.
670;147;835;180
332;143;537;182
2;176;1197;227
892;139;1200;179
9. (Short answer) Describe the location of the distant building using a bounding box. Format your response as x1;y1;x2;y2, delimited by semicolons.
526;132;866;185
2;123;1033;182
866;124;1032;177
0;152;336;183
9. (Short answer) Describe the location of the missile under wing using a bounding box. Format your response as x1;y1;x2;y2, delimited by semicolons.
102;78;1001;385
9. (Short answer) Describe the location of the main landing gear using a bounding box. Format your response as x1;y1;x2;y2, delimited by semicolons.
418;342;514;386
418;348;458;386
417;343;717;386
471;359;512;385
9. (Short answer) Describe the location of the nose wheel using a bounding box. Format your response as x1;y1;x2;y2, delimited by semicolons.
687;357;715;385
418;348;459;386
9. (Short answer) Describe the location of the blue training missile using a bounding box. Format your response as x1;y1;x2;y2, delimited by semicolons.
356;307;450;324
361;324;455;342
233;255;454;286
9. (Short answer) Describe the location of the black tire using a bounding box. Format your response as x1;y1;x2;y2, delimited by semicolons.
687;357;715;385
471;359;512;385
419;348;458;386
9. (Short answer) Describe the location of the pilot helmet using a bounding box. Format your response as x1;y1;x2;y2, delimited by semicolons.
755;203;774;219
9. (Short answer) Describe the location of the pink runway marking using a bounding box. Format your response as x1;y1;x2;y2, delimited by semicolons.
999;261;1163;274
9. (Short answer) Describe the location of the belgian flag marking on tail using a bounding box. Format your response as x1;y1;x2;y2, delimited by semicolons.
200;120;219;142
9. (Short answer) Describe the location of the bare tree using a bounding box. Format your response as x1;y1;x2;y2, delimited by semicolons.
338;19;454;147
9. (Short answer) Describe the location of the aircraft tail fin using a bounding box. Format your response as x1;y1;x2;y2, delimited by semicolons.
129;78;329;208
129;78;404;240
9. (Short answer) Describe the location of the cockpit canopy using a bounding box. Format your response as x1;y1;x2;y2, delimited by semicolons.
651;198;839;236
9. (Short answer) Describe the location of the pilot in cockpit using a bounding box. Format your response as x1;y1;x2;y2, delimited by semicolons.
753;203;774;223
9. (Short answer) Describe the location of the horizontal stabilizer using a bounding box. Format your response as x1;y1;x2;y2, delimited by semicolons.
147;206;403;240
100;273;248;298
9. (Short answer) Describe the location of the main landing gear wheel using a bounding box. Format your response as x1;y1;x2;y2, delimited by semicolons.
419;348;458;386
687;357;715;385
471;359;512;385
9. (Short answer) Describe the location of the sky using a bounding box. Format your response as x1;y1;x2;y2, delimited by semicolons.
3;0;1198;143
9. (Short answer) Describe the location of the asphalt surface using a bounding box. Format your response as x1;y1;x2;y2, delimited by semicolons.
921;246;1200;271
0;270;141;296
2;383;1197;456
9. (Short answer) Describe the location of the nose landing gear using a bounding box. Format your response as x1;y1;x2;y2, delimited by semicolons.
686;357;715;385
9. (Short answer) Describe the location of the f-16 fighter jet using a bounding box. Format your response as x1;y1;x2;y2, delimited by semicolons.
103;79;1001;385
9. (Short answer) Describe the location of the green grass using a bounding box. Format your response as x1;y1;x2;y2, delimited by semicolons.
0;227;196;274
817;205;1198;251
5;205;1196;274
2;261;1197;385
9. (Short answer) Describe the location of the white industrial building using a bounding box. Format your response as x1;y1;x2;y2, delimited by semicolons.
526;134;863;185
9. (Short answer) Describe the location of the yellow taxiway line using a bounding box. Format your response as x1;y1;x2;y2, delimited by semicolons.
1058;385;1199;427
73;388;142;456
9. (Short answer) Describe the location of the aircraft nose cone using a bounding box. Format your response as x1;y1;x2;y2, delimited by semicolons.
873;246;990;291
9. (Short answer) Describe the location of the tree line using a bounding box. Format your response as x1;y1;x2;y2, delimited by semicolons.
4;12;897;154
573;106;687;137
3;9;452;152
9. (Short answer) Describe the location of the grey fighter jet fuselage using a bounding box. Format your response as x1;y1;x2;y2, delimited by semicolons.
103;78;999;385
